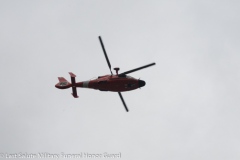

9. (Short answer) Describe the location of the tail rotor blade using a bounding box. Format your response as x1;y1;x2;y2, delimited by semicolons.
118;92;129;112
119;62;156;76
99;36;113;75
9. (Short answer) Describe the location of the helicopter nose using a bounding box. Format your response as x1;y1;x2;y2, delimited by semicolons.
138;80;146;88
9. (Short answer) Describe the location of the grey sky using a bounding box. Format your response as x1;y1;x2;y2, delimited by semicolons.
0;0;240;160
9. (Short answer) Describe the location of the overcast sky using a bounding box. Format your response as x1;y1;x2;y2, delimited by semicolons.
0;0;240;160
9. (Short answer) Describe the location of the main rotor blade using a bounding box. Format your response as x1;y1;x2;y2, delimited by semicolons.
99;36;113;75
118;92;129;112
119;62;156;75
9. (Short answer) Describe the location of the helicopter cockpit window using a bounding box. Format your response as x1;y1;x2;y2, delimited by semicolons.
125;83;136;88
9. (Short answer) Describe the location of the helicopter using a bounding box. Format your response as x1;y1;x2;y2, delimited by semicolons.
55;36;156;112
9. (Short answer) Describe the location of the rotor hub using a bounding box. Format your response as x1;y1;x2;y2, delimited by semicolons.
114;67;120;75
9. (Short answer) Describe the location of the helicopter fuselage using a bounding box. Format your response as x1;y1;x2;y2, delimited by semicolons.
55;36;155;111
55;74;145;92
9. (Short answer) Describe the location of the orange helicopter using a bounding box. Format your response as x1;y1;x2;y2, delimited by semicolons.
55;36;156;112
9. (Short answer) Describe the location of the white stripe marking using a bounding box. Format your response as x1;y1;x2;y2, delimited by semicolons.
83;81;89;88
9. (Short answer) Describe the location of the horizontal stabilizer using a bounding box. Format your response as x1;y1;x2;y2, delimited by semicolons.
69;72;76;77
69;72;78;98
72;87;78;98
